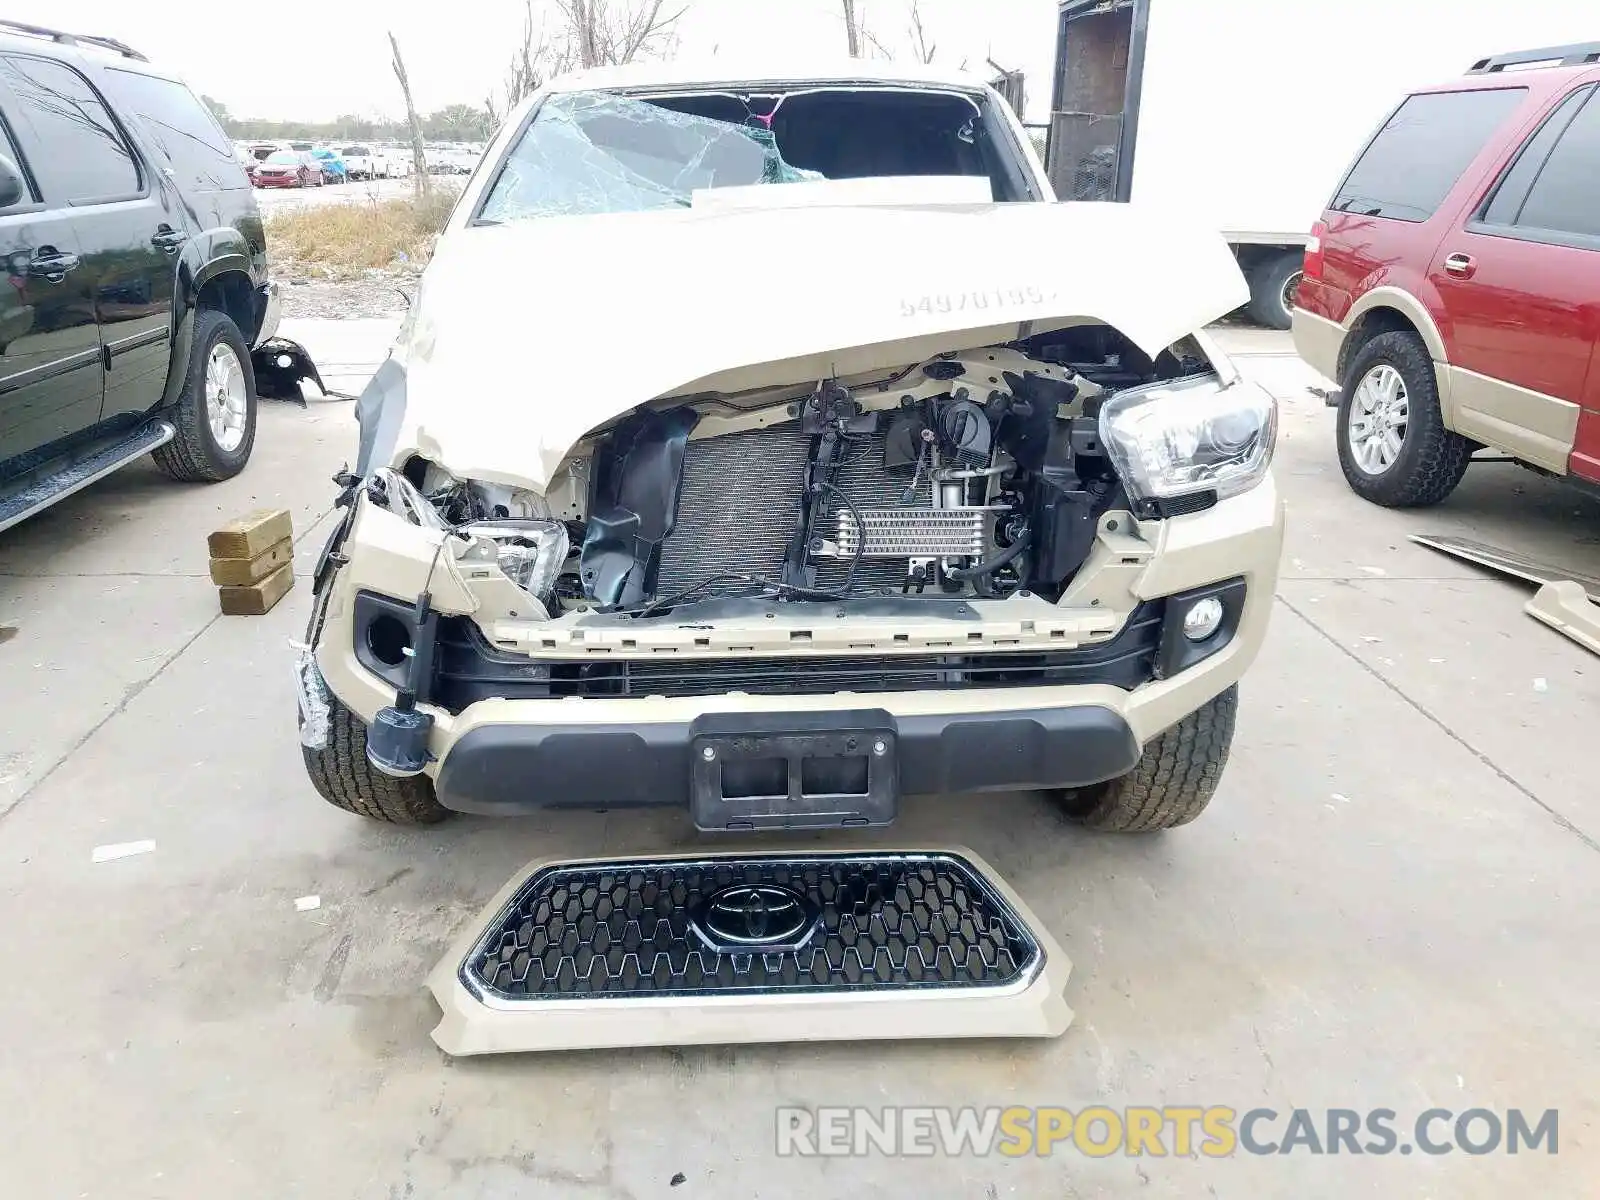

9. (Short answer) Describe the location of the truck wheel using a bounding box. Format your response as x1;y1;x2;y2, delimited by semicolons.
1053;686;1237;832
1337;330;1472;507
1245;251;1303;330
302;695;451;825
153;308;257;482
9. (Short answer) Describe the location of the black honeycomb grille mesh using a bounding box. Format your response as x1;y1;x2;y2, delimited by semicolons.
464;853;1041;1000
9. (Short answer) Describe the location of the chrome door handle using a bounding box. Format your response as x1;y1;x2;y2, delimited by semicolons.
26;250;80;282
1443;253;1476;278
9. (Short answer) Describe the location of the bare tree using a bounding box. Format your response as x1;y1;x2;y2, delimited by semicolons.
389;32;432;198
486;0;683;126
486;0;574;128
557;0;685;69
907;0;935;63
842;0;862;57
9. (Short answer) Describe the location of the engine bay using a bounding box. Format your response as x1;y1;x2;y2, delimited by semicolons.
390;325;1216;620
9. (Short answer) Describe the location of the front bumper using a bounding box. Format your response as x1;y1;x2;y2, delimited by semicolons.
314;475;1285;813
435;703;1140;815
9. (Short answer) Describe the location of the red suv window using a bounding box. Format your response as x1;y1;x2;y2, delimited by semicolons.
1331;88;1526;222
1476;85;1600;244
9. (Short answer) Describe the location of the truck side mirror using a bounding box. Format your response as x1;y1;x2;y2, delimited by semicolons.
0;155;25;208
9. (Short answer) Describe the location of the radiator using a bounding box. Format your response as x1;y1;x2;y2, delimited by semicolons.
655;421;914;598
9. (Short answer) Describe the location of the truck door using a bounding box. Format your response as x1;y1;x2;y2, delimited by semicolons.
0;105;101;472
1427;83;1600;476
0;53;176;432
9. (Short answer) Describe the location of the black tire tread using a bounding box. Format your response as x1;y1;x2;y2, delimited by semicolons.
302;697;451;825
1246;252;1302;330
153;307;256;483
1337;330;1472;508
1059;686;1238;832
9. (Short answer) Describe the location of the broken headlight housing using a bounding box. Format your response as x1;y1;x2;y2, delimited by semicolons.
1098;374;1277;506
462;520;569;603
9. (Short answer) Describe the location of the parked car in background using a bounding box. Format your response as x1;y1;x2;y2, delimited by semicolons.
234;145;258;182
253;149;325;188
340;144;389;180
0;21;319;532
311;147;348;183
1294;42;1600;507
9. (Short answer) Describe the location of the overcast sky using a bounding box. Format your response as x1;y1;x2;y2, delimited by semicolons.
17;0;1060;122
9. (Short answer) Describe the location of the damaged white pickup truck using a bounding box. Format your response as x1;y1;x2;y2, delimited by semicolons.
297;61;1285;835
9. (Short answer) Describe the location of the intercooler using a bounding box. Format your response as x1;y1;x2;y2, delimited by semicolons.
655;420;920;598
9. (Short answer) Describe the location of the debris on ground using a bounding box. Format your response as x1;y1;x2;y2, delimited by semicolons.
1533;677;1549;693
1525;580;1600;657
1410;534;1600;598
93;840;155;863
295;895;322;912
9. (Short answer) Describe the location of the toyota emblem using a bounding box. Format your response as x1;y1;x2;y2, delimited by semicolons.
690;883;819;953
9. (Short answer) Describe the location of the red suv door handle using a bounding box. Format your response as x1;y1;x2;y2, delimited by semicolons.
1443;253;1477;279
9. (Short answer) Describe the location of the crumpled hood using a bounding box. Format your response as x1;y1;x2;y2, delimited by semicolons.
394;200;1248;491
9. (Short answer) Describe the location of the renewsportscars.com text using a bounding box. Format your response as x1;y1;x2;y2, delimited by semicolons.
775;1106;1559;1158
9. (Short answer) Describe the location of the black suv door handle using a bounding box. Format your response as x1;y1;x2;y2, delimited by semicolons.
26;249;80;282
151;226;188;252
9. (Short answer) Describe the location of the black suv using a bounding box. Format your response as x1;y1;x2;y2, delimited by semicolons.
0;21;317;532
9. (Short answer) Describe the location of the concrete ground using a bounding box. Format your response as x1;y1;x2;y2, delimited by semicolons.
0;323;1595;1198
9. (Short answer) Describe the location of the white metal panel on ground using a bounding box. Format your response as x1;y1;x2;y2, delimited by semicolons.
1129;0;1598;242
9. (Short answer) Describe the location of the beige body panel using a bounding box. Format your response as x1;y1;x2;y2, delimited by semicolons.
1442;365;1577;474
1290;308;1344;383
1346;287;1450;363
426;846;1072;1056
1526;581;1600;657
315;474;1284;762
1295;291;1577;471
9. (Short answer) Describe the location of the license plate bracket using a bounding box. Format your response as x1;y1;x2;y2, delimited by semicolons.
689;710;898;832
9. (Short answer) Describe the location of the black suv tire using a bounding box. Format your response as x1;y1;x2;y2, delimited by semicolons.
153;308;258;483
303;696;451;825
1052;686;1237;832
1336;330;1473;508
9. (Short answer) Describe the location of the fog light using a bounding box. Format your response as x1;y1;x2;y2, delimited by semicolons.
1183;596;1225;641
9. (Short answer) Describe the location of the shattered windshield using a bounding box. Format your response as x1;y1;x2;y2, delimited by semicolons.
478;91;824;222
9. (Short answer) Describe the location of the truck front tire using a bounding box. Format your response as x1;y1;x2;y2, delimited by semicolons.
1053;686;1238;832
303;696;452;825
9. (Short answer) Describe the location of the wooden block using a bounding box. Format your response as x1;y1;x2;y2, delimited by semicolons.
209;536;294;587
208;509;293;561
219;562;295;616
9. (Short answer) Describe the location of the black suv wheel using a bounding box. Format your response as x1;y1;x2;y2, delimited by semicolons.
153;308;258;483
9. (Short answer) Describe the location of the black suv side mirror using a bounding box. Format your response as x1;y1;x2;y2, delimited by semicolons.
0;154;24;208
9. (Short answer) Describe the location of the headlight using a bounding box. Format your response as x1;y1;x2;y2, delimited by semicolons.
1098;373;1277;507
461;520;569;603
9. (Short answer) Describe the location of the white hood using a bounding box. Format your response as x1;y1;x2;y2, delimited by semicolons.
394;200;1248;491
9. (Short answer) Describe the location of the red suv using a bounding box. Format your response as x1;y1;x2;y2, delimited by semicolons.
1294;43;1600;507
